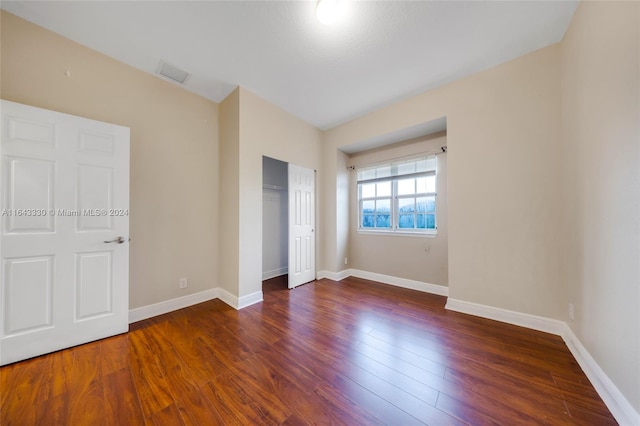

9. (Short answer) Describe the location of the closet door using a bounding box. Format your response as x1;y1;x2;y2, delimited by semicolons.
288;163;315;289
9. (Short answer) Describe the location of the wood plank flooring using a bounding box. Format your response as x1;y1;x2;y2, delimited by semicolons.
1;276;617;425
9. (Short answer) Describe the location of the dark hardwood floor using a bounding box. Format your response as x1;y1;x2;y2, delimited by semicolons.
1;276;617;425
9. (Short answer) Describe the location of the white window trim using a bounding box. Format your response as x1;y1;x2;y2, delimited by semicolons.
357;229;438;238
356;155;438;236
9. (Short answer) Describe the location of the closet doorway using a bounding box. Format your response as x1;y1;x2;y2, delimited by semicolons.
262;156;289;284
262;156;315;291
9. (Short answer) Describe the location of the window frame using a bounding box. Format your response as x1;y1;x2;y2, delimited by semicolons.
358;182;393;230
356;156;438;237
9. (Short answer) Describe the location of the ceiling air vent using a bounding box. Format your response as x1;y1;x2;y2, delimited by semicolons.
156;61;190;85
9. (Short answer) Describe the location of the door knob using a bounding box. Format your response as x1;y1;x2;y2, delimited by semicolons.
104;236;125;244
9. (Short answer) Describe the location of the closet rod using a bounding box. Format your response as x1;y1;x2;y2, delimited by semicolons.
262;184;287;191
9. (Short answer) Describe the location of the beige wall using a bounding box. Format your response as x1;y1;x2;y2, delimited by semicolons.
218;88;240;295
321;147;339;273
561;1;640;413
335;149;350;271
347;133;448;285
323;44;565;319
235;88;322;298
0;11;220;309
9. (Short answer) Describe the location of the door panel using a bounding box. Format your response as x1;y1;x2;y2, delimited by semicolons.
6;157;55;233
77;165;113;230
3;256;53;334
78;131;115;156
288;163;315;289
6;115;55;147
0;100;130;365
75;251;113;320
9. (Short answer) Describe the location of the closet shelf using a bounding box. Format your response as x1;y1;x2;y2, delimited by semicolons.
262;184;287;191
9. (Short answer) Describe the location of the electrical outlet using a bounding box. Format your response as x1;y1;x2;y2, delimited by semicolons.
568;303;574;321
424;245;431;254
179;278;188;289
344;257;348;265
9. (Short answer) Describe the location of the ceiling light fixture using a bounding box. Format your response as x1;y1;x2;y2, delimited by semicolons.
316;0;344;25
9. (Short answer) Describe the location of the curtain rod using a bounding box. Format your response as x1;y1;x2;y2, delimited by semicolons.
347;146;447;171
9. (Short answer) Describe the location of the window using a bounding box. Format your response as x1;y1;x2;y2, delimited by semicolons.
357;156;437;234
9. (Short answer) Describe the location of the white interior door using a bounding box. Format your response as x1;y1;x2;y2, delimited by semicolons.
0;100;130;365
288;163;315;289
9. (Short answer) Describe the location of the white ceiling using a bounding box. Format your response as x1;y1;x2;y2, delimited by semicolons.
1;1;578;130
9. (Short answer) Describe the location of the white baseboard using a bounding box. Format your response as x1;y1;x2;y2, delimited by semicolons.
216;287;239;309
444;298;639;425
129;287;263;322
561;325;640;426
238;291;264;309
128;288;219;323
317;269;350;281
349;269;449;297
316;268;448;297
216;288;264;310
262;267;287;281
444;298;565;335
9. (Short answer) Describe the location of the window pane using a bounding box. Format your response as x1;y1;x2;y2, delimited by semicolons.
361;183;375;198
416;214;436;229
425;214;436;229
377;181;391;197
416;197;426;212
362;200;375;213
426;197;436;213
416;196;435;213
417;176;436;193
376;199;390;213
376;214;390;228
362;215;374;228
426;176;436;193
416;177;426;193
398;178;415;196
398;197;415;213
399;214;415;228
